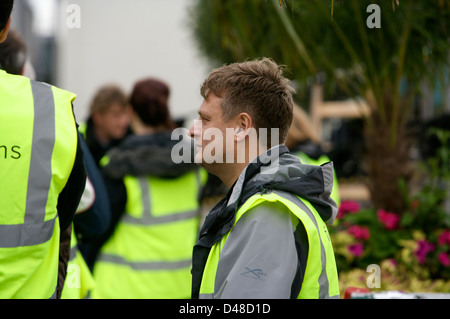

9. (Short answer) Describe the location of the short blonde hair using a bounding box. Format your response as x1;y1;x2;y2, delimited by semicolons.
201;58;295;146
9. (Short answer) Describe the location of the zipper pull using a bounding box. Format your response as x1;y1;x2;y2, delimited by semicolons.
259;185;269;195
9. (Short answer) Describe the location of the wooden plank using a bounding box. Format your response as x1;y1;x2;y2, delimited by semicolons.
339;182;370;201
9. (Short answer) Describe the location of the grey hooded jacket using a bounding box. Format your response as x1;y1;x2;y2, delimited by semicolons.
191;144;338;299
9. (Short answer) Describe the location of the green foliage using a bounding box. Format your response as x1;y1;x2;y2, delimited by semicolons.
402;129;450;231
189;0;450;215
189;0;450;101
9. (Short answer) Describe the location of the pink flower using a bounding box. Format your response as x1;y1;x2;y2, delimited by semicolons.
337;201;361;219
348;243;364;257
438;252;450;267
347;225;371;241
389;258;397;267
438;230;450;246
414;240;435;264
377;209;400;230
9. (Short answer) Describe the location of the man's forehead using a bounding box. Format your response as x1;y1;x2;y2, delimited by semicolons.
199;94;223;115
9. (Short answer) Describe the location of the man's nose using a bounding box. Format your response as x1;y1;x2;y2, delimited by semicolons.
189;120;202;138
188;124;195;138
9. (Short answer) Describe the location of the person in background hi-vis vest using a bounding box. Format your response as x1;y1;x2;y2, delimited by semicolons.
189;58;340;299
0;0;86;299
285;106;341;209
91;78;206;299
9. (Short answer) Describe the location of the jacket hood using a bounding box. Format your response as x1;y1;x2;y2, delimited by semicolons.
197;144;338;248
101;131;198;179
229;144;337;224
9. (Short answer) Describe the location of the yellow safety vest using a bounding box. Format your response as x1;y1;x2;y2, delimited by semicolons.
92;170;206;299
61;227;96;299
199;191;340;299
0;70;78;299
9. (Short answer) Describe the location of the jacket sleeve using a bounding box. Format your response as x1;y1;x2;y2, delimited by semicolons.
213;201;301;299
57;130;87;231
73;132;111;240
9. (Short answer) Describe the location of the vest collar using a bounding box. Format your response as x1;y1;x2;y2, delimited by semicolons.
197;144;291;249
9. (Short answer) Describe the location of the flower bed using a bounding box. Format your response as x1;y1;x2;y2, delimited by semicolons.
330;129;450;295
330;201;450;295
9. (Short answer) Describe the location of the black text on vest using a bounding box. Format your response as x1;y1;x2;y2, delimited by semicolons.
0;145;22;160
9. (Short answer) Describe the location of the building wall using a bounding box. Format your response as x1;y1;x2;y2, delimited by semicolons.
55;0;209;123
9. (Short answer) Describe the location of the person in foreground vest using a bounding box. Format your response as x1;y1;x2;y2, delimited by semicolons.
0;0;86;299
188;58;340;299
91;78;205;299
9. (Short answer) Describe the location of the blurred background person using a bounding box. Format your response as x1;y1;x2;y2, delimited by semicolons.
0;28;35;79
0;28;26;74
285;106;341;208
60;170;97;299
72;131;112;271
91;78;205;299
60;130;113;299
79;84;131;166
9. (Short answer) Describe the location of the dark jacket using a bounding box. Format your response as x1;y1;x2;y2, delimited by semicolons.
57;122;87;299
289;139;326;161
73;132;112;270
191;145;338;298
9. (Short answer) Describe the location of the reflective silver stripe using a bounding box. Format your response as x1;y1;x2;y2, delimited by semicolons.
98;254;192;271
121;177;199;225
273;191;331;299
69;245;78;262
25;81;55;224
0;81;56;248
0;218;56;248
122;209;199;225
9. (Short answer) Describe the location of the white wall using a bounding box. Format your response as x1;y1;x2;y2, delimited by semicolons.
56;0;209;124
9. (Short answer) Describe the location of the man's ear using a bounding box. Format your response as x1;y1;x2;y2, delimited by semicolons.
234;112;253;143
0;18;12;44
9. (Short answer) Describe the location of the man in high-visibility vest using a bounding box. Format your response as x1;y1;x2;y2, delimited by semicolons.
189;58;340;299
0;0;86;299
